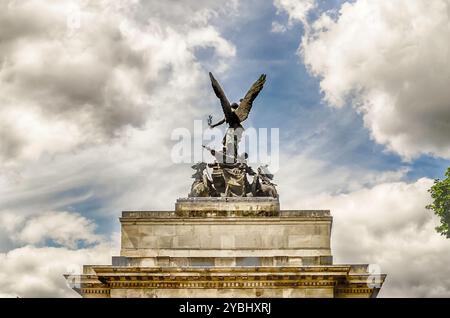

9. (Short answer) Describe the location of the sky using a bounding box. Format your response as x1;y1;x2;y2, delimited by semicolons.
0;0;449;297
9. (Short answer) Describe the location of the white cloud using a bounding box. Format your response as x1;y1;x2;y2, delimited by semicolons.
3;211;102;248
0;211;105;250
0;244;116;298
273;0;316;25
300;0;450;159
271;21;287;33
0;123;195;221
0;0;236;163
0;211;118;297
278;152;409;209
0;0;238;243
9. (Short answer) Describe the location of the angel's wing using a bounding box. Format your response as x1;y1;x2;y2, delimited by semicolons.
209;72;233;122
235;74;266;122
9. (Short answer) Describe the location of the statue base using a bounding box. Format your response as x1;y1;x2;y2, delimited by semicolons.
67;197;385;298
175;197;280;217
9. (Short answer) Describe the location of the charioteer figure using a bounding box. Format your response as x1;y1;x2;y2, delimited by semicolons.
203;145;256;197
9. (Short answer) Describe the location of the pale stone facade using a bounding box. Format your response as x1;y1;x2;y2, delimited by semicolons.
67;198;385;298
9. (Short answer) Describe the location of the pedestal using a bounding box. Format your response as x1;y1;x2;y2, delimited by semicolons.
67;198;385;298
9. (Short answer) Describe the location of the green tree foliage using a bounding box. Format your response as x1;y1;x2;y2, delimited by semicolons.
426;167;450;238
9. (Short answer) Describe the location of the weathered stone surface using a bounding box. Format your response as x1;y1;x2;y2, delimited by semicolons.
175;197;280;217
71;265;384;298
67;198;385;298
119;210;333;265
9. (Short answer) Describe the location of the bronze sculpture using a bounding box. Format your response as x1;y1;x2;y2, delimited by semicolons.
208;72;266;162
188;72;277;198
252;165;278;198
188;162;217;197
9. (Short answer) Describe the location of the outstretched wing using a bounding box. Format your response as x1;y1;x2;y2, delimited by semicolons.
209;72;233;122
235;74;266;122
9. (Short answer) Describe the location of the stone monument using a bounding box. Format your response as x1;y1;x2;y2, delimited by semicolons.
66;73;385;298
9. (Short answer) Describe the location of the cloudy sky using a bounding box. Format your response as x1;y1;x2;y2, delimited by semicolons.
0;0;449;297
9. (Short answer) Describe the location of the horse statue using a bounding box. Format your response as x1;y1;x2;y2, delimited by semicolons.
251;165;278;198
188;162;216;197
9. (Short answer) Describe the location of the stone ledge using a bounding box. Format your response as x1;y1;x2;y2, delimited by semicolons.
71;264;385;297
280;210;330;217
121;210;331;219
90;264;354;274
119;248;332;258
177;197;280;202
112;255;334;267
175;197;280;217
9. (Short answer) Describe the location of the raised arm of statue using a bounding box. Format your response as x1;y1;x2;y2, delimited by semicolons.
209;117;226;129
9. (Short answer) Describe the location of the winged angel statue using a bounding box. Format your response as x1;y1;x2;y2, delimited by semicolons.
208;72;266;162
188;72;277;198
